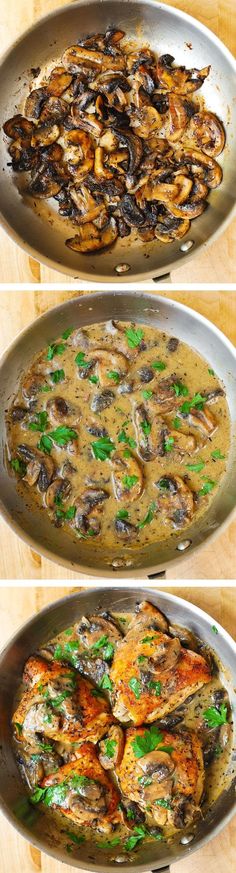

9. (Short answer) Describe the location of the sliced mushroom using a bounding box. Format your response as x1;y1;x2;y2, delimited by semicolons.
45;476;71;509
28;167;62;198
91;389;115;412
155;217;190;243
99;726;124;769
17;444;55;492
69;777;107;814
134;404;167;461
138;750;175;780
176;147;222;189
148;376;182;414
184;406;217;436
111;451;143;503
188;111;225;158
31;123;60;148
168;94;189;141
70;184;105;223
111;128;143;173
22;373;46;403
25;88;48;119
94;146;113;180
155;474;195;528
165;198;206;219
71;104;103;137
168;430;197;455
115;517;137;541
157;56;210;94
47;66;73;97
66;217;118;253
46;396;80;427
73;488;109;537
3;114;35;140
129;105;162;138
62;44;125;73
39;96;68;124
77;611;121;648
90;348;128;387
120;194;144;227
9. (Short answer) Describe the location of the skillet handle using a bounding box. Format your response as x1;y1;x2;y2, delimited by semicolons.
151;868;170;872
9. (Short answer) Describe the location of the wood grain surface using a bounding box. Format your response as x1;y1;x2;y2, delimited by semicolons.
0;287;235;580
0;0;236;283
0;585;235;873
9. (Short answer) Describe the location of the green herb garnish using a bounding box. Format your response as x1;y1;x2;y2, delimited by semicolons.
164;435;175;453
62;327;73;340
27;411;48;432
140;420;151;437
55;506;76;522
123;474;139;490
125;327;144;348
129;677;142;699
211;449;225;460
131;726;165;758
142;390;153;399
173;382;189;397
148;680;162;696
89;375;99;384
11;458;26;476
137;502;156;529
186;460;205;473
91;436;115;461
180;393;206;414
50;369;65;384
103;738;117;759
47;342;66;361
75;351;90;368
99;674;113;691
203;704;228;727
208;368;215;376
152;360;166;371
116;509;129;520
107;370;120;384
154;798;171;809
172;416;181;429
199;478;216;496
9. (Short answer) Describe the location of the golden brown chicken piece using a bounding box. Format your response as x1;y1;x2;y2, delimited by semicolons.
117;726;204;830
13;656;112;747
110;602;211;725
40;742;122;832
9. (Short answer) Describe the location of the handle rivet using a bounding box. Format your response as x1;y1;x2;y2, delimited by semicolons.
115;263;131;274
177;539;192;551
180;240;194;252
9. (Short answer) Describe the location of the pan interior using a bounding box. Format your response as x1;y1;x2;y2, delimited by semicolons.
0;293;236;577
0;0;236;279
0;587;235;872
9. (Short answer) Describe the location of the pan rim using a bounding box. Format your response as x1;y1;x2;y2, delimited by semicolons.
0;290;236;579
0;0;236;281
0;585;235;872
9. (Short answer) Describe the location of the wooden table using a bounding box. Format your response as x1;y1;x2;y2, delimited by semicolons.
0;585;235;873
0;0;236;283
0;287;236;580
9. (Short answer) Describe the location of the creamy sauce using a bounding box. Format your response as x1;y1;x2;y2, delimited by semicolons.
6;320;230;557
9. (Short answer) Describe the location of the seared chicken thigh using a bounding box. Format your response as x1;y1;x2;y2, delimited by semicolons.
117;726;204;830
40;742;122;832
110;602;211;724
13;656;112;747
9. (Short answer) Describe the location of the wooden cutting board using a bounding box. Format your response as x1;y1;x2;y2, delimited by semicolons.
0;0;236;283
0;585;235;873
0;288;235;580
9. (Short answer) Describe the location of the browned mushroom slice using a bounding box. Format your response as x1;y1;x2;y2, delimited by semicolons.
73;488;109;536
147;377;183;415
28;167;62;198
134;404;167;461
126;48;155;74
70;185;105;224
156;55;210;94
186;407;217;436
62;44;125;73
3;114;35;140
111;128;143;174
71;103;103;137
165;198;206;219
107;149;129;172
91;348;128;387
176;148;222;189
31;123;60;148
168;430;197;455
111;451;143;503
66;217;118;253
46;397;80;427
120;194;144;227
155;475;195;528
129;105;162;138
190;178;209;201
172;174;193;205
22;372;47;403
94;146;113;180
144;181;180;203
64;129;94;179
47;66;73;96
39;96;69;124
115;517;137;541
77;609;121;648
45;476;71;509
168;94;189;141
155;217;190;243
188;111;225;158
17;444;55;492
99;726;124;770
25;88;48;119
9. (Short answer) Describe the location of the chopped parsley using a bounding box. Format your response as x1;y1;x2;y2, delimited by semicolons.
173;382;189;397
116;508;129;520
91;436;115;461
129;677;142;699
137;502;156;529
75;351;91;368
123;474;139;489
99;674;113;691
131;726;172;758
11;458;26;476
97;838;120;849
148;680;162;696
62;327;73;340
37;434;53;454
27;411;48;432
125;326;144;348
203;704;228;728
199;478;216;496
14;722;23;734
141;635;155;644
50;369;65;384
89;374;99;384
164;435;175;453
186;460;205;473
211;449;225;460
142;390;153;400
118;426;136;449
55;506;76;522
154;798;171;809
180;392;206;414
140;419;151;437
107;370;120;384
208;368;215;376
103;738;117;759
211;625;218;634
47;342;66;360
172;416;181;429
152;361;166;371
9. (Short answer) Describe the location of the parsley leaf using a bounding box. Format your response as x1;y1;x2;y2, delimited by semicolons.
141;635;155;643
62;327;73;340
118;428;136;449
55;506;76;522
211;625;218;634
199;478;216;496
203;704;228;727
116;509;129;520
158;478;172;490
137;502;156;529
27;411;48;432
91;436;115;461
50;369;65;384
97;838;120;849
180;393;206;414
173;382;189;397
107;370;120;384
154;798;171;809
11;458;26;476
148;680;162;696
211;449;225;460
164;435;175;453
89;375;99;384
64;831;85;846
142;389;153;400
49;426;78;447
125;327;144;348
186;460;205;473
152;360;166;371
172;416;181;429
141;419;151;436
208;368;215;376
47;342;66;360
99;674;113;691
131;726;164;758
37;434;53;454
75;351;90;368
123;474;139;489
103;738;117;759
129;677;142;699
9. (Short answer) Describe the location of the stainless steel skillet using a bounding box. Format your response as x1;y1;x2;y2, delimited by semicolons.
0;587;235;872
0;291;236;578
0;0;236;281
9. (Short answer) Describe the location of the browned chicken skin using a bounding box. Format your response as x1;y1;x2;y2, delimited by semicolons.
13;656;112;747
110;602;211;724
117;727;204;830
